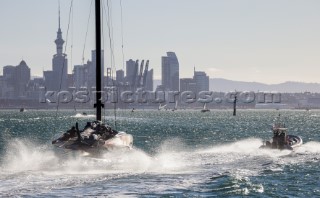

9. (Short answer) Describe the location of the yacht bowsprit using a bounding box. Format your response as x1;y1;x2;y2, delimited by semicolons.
260;114;302;150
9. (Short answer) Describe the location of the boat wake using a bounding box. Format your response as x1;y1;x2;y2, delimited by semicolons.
0;138;319;197
0;138;191;175
71;113;95;118
2;138;319;174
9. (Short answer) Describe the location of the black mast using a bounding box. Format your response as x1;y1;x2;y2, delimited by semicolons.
95;0;103;121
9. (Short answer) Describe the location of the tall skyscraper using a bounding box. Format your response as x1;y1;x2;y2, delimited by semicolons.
161;52;179;91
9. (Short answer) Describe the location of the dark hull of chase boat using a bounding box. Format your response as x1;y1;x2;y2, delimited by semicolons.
260;114;303;151
260;135;303;150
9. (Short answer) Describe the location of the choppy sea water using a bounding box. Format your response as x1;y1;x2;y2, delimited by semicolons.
0;109;319;197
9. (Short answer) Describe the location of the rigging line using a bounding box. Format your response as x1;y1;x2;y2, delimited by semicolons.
101;0;105;54
101;0;106;124
102;0;110;125
103;0;117;128
100;0;105;124
120;0;125;71
54;0;73;134
106;0;118;129
104;0;115;71
104;1;116;82
71;0;75;113
80;0;93;113
82;0;94;65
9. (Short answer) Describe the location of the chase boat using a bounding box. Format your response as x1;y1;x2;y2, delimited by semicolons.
260;115;302;150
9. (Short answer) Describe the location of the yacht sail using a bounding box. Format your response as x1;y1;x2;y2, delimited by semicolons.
201;103;210;112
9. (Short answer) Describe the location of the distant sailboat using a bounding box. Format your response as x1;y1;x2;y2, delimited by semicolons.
158;103;167;111
201;103;210;113
172;100;178;111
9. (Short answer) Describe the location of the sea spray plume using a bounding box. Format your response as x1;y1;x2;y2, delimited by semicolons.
197;138;292;157
95;140;193;174
151;138;193;172
71;113;95;118
295;141;320;154
96;148;154;173
0;138;149;174
2;139;59;172
0;138;193;174
197;138;265;154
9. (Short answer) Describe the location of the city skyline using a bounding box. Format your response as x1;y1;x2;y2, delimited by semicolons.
1;0;320;84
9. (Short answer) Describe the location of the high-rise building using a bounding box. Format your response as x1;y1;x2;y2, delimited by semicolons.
146;69;153;91
1;61;31;98
14;60;31;97
72;59;92;90
88;50;104;90
193;69;209;92
73;65;86;89
44;70;57;91
161;52;179;91
26;77;45;99
67;74;73;88
3;65;15;83
0;76;4;98
116;69;125;84
180;78;197;93
3;65;15;98
126;59;137;86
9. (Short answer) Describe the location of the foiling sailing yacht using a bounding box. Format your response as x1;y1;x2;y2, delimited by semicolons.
52;0;133;154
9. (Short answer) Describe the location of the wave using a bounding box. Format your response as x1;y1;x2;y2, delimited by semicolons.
0;138;188;175
1;138;319;197
70;113;95;118
294;141;320;154
1;138;319;175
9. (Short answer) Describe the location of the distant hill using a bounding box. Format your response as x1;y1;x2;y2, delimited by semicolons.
153;79;320;92
209;78;320;92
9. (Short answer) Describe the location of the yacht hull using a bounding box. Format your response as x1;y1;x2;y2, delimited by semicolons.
52;123;133;154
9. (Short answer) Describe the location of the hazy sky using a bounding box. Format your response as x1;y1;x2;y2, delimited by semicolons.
1;0;320;84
